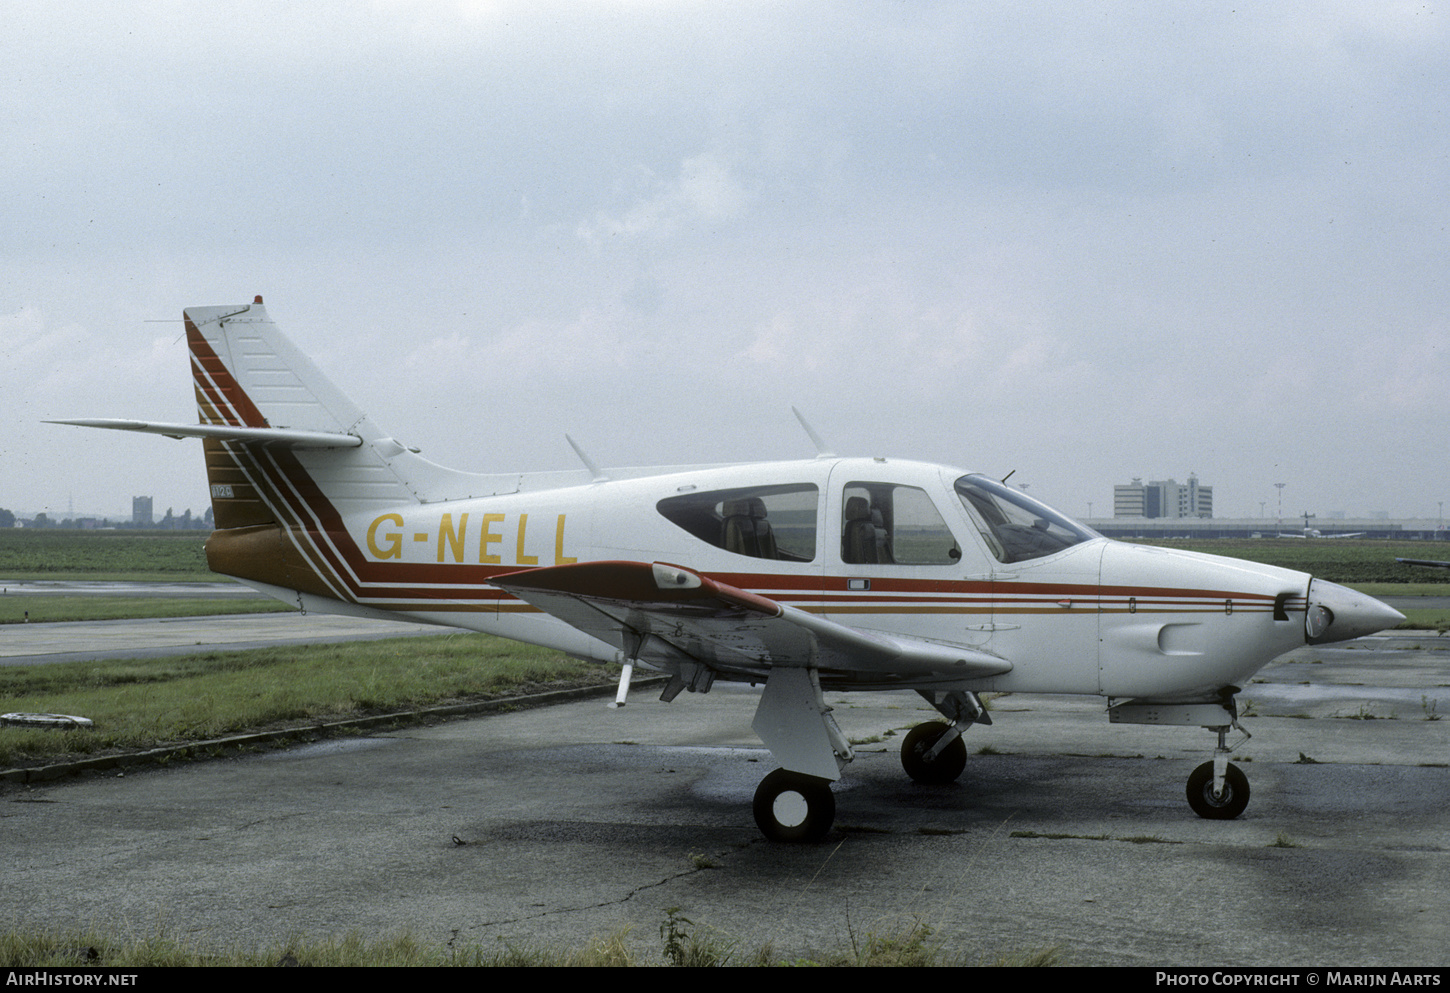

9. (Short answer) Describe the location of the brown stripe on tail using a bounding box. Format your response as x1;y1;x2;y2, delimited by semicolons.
188;314;347;602
202;439;278;530
186;315;269;428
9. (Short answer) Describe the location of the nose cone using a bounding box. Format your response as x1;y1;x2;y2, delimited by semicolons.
1305;579;1405;644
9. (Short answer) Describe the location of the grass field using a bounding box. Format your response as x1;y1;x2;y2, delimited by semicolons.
0;529;277;624
0;634;612;768
0;529;213;581
0;529;610;769
0;916;1056;967
0;595;293;624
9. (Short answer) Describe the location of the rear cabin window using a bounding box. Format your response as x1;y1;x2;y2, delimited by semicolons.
656;484;818;562
841;482;961;566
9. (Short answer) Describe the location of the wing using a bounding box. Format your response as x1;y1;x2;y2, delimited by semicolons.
491;560;1012;687
1398;557;1450;569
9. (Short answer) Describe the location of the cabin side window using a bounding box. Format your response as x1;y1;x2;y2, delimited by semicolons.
656;484;818;562
840;482;961;566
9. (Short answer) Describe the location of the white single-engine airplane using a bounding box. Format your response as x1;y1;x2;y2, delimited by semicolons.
51;299;1405;841
1279;530;1367;539
1279;512;1365;540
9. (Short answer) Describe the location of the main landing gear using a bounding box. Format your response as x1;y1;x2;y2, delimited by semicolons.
748;667;851;843
901;689;989;785
749;688;989;843
750;719;974;842
750;721;972;843
900;721;967;784
752;769;836;843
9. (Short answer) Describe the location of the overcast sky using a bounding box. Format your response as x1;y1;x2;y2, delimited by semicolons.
5;1;1447;524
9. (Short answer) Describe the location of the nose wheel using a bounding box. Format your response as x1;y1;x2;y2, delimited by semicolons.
1186;760;1250;819
1187;721;1251;820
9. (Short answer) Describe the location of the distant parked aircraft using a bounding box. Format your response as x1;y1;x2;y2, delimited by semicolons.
1278;513;1363;539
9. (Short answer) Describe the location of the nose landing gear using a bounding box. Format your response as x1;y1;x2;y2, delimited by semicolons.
1186;756;1250;820
1109;693;1253;820
1185;722;1251;819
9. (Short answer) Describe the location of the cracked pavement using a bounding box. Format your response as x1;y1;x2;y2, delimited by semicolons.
2;638;1446;966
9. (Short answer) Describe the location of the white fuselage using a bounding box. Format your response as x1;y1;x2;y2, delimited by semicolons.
261;455;1316;704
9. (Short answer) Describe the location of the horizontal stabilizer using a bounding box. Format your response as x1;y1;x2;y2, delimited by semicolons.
45;418;363;449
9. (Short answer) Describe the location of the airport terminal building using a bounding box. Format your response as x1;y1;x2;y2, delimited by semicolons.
1114;475;1212;520
1099;473;1445;540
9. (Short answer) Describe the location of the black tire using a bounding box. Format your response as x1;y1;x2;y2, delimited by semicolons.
1186;761;1250;820
752;768;835;843
901;721;967;784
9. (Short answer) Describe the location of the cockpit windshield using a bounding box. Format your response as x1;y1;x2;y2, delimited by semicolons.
954;474;1100;564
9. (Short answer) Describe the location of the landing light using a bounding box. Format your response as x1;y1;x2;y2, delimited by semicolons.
652;563;702;590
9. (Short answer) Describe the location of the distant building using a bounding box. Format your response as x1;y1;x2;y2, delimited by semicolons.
132;496;153;527
1114;475;1213;519
1115;479;1147;518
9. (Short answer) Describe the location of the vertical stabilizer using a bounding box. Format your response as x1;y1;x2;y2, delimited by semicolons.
183;299;430;600
55;299;528;607
187;301;368;439
185;300;415;532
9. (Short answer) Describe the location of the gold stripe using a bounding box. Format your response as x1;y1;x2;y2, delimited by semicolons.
358;602;542;614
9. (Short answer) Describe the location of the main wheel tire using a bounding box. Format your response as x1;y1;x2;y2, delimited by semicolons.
752;768;835;843
901;721;967;784
1186;761;1250;820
